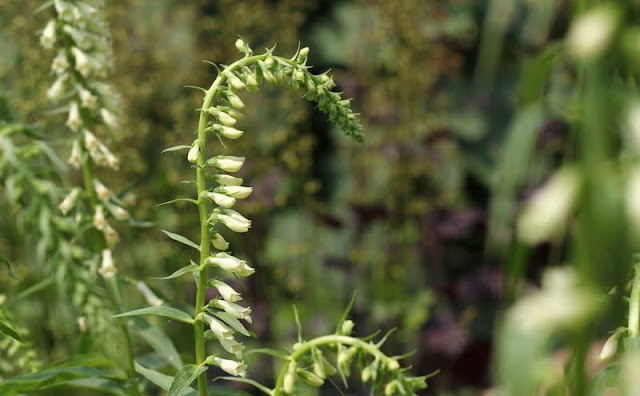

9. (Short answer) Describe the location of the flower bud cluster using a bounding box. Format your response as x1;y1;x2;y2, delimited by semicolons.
42;0;128;247
275;323;433;395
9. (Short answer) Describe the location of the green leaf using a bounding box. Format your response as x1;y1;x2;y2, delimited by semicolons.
16;278;53;300
0;365;107;395
335;291;357;334
1;256;17;279
153;263;200;280
214;377;273;395
208;309;250;337
245;348;288;360
162;230;201;251
39;378;127;396
589;365;618;396
0;320;25;342
130;317;182;369
114;306;193;324
157;198;198;207
135;362;198;396
162;145;191;153
168;364;207;396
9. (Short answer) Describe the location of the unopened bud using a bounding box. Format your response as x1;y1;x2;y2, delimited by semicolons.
188;140;200;163
235;38;245;52
298;369;324;387
211;233;229;250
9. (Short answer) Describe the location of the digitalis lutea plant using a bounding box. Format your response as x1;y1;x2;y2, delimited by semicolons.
41;1;140;393
116;39;435;396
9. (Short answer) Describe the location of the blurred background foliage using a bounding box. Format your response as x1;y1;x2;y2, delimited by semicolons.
3;0;637;394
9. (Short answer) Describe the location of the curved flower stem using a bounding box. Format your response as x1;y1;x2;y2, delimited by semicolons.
271;335;393;396
193;52;294;396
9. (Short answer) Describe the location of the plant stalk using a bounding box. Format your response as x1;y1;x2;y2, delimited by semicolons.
81;150;140;396
629;264;640;337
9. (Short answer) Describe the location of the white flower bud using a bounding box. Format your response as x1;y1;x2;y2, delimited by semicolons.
205;192;236;208
387;359;400;371
599;328;626;362
93;205;107;230
100;108;119;129
66;102;82;131
103;224;119;247
216;215;250;233
264;57;274;68
212;280;242;302
216;125;244;139
40;20;56;49
227;74;246;91
84;130;99;150
71;47;92;77
136;281;164;307
93;179;110;201
235;38;245;52
339;319;354;335
244;71;258;88
211;233;229;250
227;93;245;109
216;186;252;199
107;203;130;220
99;249;116;278
51;51;69;74
208;356;247;377
567;5;619;61
205;252;246;272
212;174;243;186
188;140;200;163
385;380;397;396
77;316;87;333
207;315;234;339
219;337;245;358
283;362;296;394
208;108;236;127
68;140;82;168
78;87;97;109
59;188;81;215
47;75;67;100
217;300;252;323
517;167;580;245
208;155;245;173
297;47;309;63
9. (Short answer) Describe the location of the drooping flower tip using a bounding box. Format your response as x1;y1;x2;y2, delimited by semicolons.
99;249;116;278
59;188;81;215
40;20;57;49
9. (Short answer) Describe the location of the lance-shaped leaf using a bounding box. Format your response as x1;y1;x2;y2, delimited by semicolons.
0;320;25;342
153;262;200;280
135;363;197;396
114;306;193;324
168;364;207;396
162;145;192;153
161;230;200;251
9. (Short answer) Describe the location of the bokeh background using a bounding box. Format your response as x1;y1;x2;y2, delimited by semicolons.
0;0;600;394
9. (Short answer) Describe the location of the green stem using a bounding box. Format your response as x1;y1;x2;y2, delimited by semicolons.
271;335;392;396
81;150;98;209
193;53;303;396
81;147;140;396
629;264;640;337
